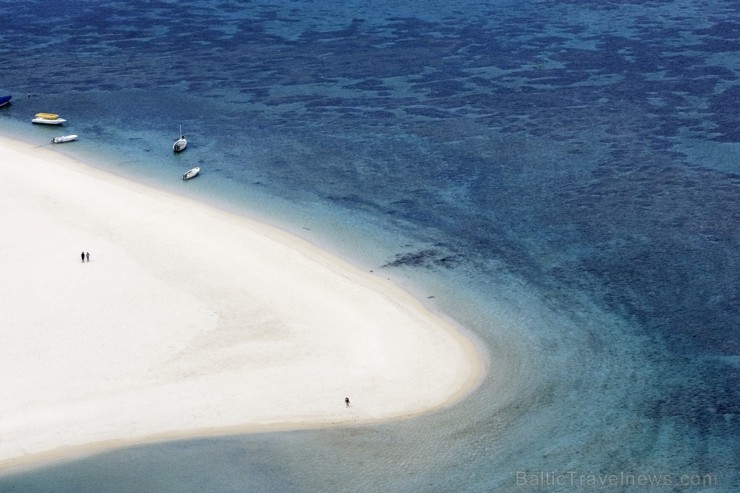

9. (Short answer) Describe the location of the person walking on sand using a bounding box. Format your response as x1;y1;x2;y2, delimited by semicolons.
86;252;90;262
345;397;350;407
81;251;85;263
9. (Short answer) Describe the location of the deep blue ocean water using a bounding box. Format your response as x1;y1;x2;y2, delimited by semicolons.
0;1;738;491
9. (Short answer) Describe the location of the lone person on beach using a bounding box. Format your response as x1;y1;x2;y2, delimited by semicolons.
345;397;350;407
81;251;85;263
86;252;90;262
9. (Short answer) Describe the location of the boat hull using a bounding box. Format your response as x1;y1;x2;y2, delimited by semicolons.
33;118;66;125
52;135;78;143
173;138;187;152
182;167;200;180
0;95;11;107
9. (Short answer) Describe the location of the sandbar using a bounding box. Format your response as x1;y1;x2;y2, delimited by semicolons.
0;134;484;472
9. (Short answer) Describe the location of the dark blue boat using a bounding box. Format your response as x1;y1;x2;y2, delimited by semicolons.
0;95;11;107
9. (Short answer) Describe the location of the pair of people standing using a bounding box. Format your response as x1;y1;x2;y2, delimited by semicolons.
80;251;90;262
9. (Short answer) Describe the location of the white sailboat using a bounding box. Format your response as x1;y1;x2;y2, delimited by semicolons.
173;125;187;152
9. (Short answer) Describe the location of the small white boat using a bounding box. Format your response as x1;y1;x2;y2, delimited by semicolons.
182;167;200;180
52;134;78;144
32;113;66;125
173;125;187;152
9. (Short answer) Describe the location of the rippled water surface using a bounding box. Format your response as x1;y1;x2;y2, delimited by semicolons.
0;1;737;491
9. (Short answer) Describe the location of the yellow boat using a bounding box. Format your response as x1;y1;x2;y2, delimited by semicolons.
32;112;66;125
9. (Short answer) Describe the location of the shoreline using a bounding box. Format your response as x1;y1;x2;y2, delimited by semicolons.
0;133;487;474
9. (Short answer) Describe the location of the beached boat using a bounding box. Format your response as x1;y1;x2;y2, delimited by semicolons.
0;95;11;107
32;113;66;125
173;125;187;152
52;134;78;144
182;167;200;180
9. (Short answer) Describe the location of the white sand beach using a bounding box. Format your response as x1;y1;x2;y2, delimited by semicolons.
0;135;484;471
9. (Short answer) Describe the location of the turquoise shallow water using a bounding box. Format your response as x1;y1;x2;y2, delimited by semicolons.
0;1;738;491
